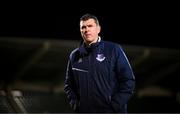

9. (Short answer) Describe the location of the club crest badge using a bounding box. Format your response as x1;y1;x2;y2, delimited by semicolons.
96;54;106;62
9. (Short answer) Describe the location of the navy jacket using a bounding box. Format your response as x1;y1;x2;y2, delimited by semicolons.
64;39;135;113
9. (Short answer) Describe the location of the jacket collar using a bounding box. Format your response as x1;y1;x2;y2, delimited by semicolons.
79;37;101;55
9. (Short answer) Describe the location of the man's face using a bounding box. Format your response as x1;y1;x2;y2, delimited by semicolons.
80;19;101;45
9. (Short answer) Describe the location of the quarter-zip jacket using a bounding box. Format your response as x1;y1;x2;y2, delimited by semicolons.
64;40;135;113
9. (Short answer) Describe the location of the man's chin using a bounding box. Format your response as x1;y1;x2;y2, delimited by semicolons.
84;38;93;42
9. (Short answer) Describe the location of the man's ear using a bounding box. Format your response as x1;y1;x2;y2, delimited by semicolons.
98;25;101;33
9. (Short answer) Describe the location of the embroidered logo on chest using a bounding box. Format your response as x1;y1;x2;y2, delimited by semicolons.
78;58;82;63
96;54;106;62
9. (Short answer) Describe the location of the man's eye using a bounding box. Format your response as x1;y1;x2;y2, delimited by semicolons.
81;26;86;29
88;25;93;27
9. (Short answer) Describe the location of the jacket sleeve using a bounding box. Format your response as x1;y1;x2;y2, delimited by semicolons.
64;59;79;111
111;45;135;112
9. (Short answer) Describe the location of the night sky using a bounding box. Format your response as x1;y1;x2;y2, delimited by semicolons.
0;2;179;49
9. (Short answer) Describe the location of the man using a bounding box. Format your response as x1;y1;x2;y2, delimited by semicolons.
64;13;135;113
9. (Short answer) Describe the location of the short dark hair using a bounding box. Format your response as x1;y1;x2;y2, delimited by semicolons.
80;13;100;26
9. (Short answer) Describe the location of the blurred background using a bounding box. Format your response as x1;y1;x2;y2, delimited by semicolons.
0;1;180;113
